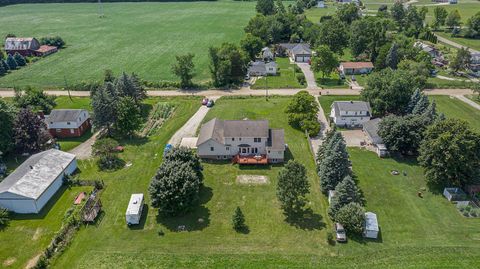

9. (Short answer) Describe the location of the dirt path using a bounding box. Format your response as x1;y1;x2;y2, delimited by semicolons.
434;34;480;54
69;131;100;160
168;96;219;146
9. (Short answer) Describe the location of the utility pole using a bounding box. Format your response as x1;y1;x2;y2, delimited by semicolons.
265;75;268;101
98;0;104;17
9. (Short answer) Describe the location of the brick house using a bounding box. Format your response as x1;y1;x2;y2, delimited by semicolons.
46;109;91;138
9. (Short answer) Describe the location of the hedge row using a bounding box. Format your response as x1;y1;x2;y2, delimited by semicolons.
1;0;215;6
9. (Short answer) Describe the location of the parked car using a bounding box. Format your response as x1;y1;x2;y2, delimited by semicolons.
163;144;173;157
207;99;215;107
245;74;250;80
202;98;209;105
335;223;347;242
351;75;356;81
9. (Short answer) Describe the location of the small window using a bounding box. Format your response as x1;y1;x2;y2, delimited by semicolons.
70;129;75;134
239;138;242;141
50;122;53;124
232;138;235;141
226;147;230;151
210;147;214;151
67;122;71;125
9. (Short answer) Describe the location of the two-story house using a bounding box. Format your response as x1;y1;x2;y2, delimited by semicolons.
46;109;91;138
330;101;371;127
196;118;285;164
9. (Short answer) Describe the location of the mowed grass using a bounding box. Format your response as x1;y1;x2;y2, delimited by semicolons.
430;95;480;131
0;2;255;88
434;31;480;52
423;2;480;24
251;58;304;89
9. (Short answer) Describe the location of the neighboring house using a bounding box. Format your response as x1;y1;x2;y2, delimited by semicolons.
470;53;480;72
363;118;388;157
46;109;91;138
279;43;312;63
432;0;457;3
0;149;77;213
339;62;374;75
4;37;57;57
196;118;285;164
248;61;277;76
262;47;274;61
330;101;371;127
414;41;447;66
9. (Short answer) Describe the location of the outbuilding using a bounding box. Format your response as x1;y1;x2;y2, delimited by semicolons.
0;149;77;214
363;118;388;157
443;188;467;201
363;212;379;239
339;62;374;75
126;193;144;225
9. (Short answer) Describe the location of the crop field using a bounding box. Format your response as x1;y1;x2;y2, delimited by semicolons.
0;2;255;88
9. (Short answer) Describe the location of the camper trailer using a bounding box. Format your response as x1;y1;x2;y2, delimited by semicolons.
126;193;144;225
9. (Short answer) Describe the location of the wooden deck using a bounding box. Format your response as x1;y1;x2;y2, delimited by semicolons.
233;154;268;165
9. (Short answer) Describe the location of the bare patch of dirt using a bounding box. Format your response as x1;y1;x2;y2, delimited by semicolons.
236;175;269;185
25;254;40;269
32;228;42;241
3;257;16;266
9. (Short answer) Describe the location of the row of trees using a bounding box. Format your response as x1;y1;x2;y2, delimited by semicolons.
285;91;320;137
433;7;480;39
0;52;27;77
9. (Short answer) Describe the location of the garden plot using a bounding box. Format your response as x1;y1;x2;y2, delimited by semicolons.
236;175;270;185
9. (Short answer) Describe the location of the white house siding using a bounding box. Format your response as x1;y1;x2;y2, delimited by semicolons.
267;149;284;162
197;139;231;159
330;108;370;127
343;67;373;75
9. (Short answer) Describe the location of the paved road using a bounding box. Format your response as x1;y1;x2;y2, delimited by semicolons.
455;95;480;110
296;63;318;89
309;95;331;157
167;96;219;146
434;34;480;54
69;131;99;160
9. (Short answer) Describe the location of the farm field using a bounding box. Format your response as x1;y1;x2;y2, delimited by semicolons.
251;58;304;89
0;2;255;88
422;2;480;24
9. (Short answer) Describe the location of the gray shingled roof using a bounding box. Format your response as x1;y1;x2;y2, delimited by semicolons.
48;109;87;123
332;101;371;117
267;129;285;150
197;118;224;146
290;43;311;55
363;118;383;145
0;149;75;199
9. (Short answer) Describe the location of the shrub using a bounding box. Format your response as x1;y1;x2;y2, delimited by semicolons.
296;73;306;85
92;138;119;156
333;202;365;234
0;207;10;226
327;231;335;245
40;36;66;48
97;154;125;171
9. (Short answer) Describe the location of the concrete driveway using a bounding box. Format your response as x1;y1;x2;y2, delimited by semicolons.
341;130;366;147
69;131;99;160
296;63;318;89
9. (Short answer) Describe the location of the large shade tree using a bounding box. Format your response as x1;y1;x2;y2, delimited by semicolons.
13;108;52;153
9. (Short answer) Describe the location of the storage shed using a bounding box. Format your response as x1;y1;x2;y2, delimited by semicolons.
126;193;144;225
0;149;77;213
363;212;379;239
443;188;467;201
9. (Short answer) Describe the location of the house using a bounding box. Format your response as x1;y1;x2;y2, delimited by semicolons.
126;193;144;225
279;43;312;63
46;109;91;138
0;149;77;214
330;101;371;127
470;53;480;72
261;47;274;61
4;37;57;57
339;62;374;75
336;0;352;3
248;61;277;76
196;118;285;164
414;41;447;67
363;212;379;239
363;118;388;157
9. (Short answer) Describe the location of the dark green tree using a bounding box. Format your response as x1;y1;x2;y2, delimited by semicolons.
114;72;146;104
412;94;429;115
311;45;339;79
1;60;9;72
13;53;26;67
6;54;17;70
276;160;310;215
406;88;422;114
91;84;117;134
240;33;264;60
336;3;360;25
13;87;56;114
390;2;406;29
318;18;349;55
333;202;365;234
0;98;16;154
465;11;480;38
385;43;399;69
0;61;6;76
104;69;115;83
328;176;363;220
446;9;461;28
256;0;275;16
285;91;320;136
349;16;389;60
433;6;448;30
115;97;142;137
0;208;9;227
13;108;52;153
449;47;471;72
378;114;428;155
171;53;196;88
318;136;351;193
232;206;247;232
163;147;203;181
209;43;247;87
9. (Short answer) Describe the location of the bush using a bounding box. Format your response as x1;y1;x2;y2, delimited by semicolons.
40;36;65;48
92;138;119;156
0;207;10;226
97;154;125;171
296;73;306;85
232;206;247;232
326;231;335;245
333;202;365;234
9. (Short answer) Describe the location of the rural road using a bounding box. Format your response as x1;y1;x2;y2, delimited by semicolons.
69;131;99;160
168;96;219;146
434;34;480;54
455;95;480;110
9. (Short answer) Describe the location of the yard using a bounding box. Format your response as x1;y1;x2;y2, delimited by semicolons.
434;31;480;52
251;58;305;89
0;2;255;88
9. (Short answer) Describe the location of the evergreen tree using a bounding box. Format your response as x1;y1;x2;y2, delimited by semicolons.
114;72;146;104
1;60;9;72
318;137;351;194
385;43;399;69
0;98;16;154
256;0;275;16
0;61;6;76
104;69;115;83
0;208;10;227
328;176;363;220
13;108;52;153
276;160;310;215
114;96;142;137
91;84;117;134
232;206;247;232
316;128;337;166
406;89;421;114
412;94;429;115
422;100;440;124
13;53;26;67
6;54;17;70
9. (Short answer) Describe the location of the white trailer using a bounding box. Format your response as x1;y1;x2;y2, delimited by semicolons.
126;193;144;225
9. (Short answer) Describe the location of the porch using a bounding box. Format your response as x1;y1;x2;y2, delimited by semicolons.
232;154;268;165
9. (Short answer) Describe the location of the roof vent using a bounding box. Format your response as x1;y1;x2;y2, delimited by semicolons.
29;165;34;169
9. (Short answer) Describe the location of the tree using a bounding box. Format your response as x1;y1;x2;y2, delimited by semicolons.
465;12;480;38
240;34;264;61
397;59;430;90
317;18;349;55
232;206;247;232
472;83;480;101
0;60;6;76
405;6;424;38
256;0;275;16
163;147;203;180
311;46;339;79
276;160;310;214
104;69;115;83
333;202;365;234
336;3;360;25
114;97;142;137
316;128;336;166
285;91;320;136
318;135;351;193
13;53;26;67
1;60;9;72
171;53;196;88
328;176;363;220
412;94;429;115
449;47;471;72
385;43;399;69
446;9;461;28
378;114;428;155
419;119;480;188
149;159;201;216
406;88;422;114
433;6;448;29
0;98;16;154
13;87;56;114
0;208;9;227
374;43;391;70
40;36;65;48
114;72;146;104
91;83;117;133
349;16;389;60
92;138;119;156
13;108;52;153
390;2;406;29
209;43;247;87
6;54;17;70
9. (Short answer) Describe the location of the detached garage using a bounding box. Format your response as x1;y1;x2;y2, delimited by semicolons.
0;149;77;214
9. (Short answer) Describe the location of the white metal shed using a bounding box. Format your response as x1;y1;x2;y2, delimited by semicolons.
363;212;379;239
126;193;144;225
0;149;77;214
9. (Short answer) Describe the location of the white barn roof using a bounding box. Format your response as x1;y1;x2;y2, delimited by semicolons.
0;149;76;199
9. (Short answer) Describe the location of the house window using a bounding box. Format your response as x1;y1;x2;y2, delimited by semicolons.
50;122;53;124
210;147;214;151
239;138;242;141
232;138;235;141
56;129;61;133
226;147;229;151
67;122;71;125
70;129;75;134
254;138;262;143
268;150;271;154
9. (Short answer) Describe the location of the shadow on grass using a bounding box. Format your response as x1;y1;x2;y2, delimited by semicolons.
10;185;68;221
156;186;213;232
347;228;383;244
235;225;250;234
117;136;150;147
284;207;325;231
128;204;149;230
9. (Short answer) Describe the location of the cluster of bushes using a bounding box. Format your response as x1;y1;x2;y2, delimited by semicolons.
285;91;320;137
317;130;366;235
458;204;480;218
92;138;124;171
0;51;27;77
149;147;203;216
40;36;66;48
0;207;10;227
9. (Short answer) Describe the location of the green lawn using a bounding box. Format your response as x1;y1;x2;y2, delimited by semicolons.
423;2;480;24
305;5;338;23
0;2;255;88
251;58;305;89
430;95;480;131
434;31;480;52
314;71;349;89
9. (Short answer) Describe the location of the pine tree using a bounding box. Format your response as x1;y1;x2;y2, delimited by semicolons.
316;128;337;166
406;89;421;114
13;53;26;67
91;85;117;134
386;43;399;69
1;60;9;72
319;137;351;194
412;94;429;115
277;160;310;215
0;207;10;226
114;72;146;104
0;61;6;76
328;176;363;220
6;54;17;70
232;206;246;232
